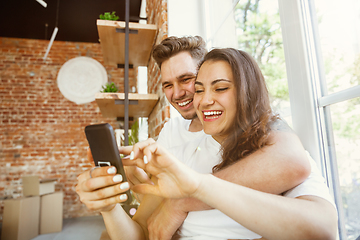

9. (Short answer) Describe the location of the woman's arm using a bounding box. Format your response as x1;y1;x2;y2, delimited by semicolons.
194;175;337;240
101;188;164;240
131;142;338;240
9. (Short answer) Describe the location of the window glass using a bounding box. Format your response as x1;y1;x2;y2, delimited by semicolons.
234;0;291;125
329;98;360;239
313;1;360;238
314;0;360;94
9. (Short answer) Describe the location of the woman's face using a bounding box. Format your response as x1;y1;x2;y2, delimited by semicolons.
194;60;237;143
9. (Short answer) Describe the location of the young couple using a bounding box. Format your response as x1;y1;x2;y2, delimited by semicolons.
76;36;337;239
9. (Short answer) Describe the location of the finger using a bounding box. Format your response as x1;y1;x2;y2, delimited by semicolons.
81;174;125;192
94;166;117;177
133;167;153;185
142;142;169;167
122;157;139;167
118;145;133;155
124;166;140;187
142;143;159;163
77;170;91;183
125;166;153;186
143;143;183;173
131;138;156;159
77;168;99;183
133;183;159;196
86;181;130;201
134;157;148;173
77;166;116;183
83;194;129;212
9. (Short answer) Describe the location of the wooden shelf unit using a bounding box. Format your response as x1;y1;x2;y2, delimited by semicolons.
95;93;159;119
97;20;157;67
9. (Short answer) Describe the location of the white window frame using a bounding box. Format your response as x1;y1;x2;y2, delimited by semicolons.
279;0;360;238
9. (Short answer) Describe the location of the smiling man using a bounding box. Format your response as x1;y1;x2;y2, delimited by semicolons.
161;51;198;119
153;37;206;145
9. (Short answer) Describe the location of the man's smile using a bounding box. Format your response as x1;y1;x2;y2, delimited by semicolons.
177;99;193;107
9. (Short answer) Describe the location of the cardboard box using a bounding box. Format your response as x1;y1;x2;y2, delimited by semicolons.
1;196;40;240
22;176;56;197
40;192;64;234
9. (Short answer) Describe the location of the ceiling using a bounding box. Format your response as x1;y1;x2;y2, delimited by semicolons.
0;0;143;43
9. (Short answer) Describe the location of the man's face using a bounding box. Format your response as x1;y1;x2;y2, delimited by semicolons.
161;52;198;120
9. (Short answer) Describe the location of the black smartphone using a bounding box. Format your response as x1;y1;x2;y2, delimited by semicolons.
84;123;132;205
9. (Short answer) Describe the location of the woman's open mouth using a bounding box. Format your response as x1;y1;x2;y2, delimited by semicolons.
203;111;223;120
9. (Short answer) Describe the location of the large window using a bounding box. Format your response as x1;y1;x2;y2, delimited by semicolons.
314;0;360;238
279;0;360;239
329;99;360;239
234;0;291;124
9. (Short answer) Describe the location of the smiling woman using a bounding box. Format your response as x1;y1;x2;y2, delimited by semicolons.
195;48;278;171
194;60;237;142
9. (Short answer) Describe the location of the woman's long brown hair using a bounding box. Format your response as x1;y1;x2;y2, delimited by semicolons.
198;48;278;172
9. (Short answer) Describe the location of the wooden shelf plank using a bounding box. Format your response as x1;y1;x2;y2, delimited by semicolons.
97;20;157;66
95;93;159;118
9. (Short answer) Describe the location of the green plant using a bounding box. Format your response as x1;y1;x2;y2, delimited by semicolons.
99;11;119;21
128;120;139;146
101;82;118;93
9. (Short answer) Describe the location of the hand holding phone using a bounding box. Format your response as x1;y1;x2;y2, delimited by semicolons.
85;123;132;205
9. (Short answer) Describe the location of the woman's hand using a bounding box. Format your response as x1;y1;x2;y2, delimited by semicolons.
75;149;131;212
129;141;203;199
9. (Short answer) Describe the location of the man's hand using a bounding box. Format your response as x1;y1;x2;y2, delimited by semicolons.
75;149;131;212
147;199;188;240
124;165;153;202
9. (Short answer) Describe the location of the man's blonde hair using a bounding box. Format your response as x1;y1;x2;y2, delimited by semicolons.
152;36;207;68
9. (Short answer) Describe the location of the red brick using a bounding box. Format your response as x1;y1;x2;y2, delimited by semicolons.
0;0;167;221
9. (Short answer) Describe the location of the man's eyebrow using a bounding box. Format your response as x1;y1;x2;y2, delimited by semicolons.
177;73;196;80
162;81;170;86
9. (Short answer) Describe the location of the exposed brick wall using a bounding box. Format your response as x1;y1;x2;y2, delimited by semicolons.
0;0;168;222
0;37;136;220
146;0;170;138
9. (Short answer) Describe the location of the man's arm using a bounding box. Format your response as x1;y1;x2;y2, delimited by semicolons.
170;123;310;212
220;120;310;193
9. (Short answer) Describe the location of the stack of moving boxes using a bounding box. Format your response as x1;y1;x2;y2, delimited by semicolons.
1;176;63;240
